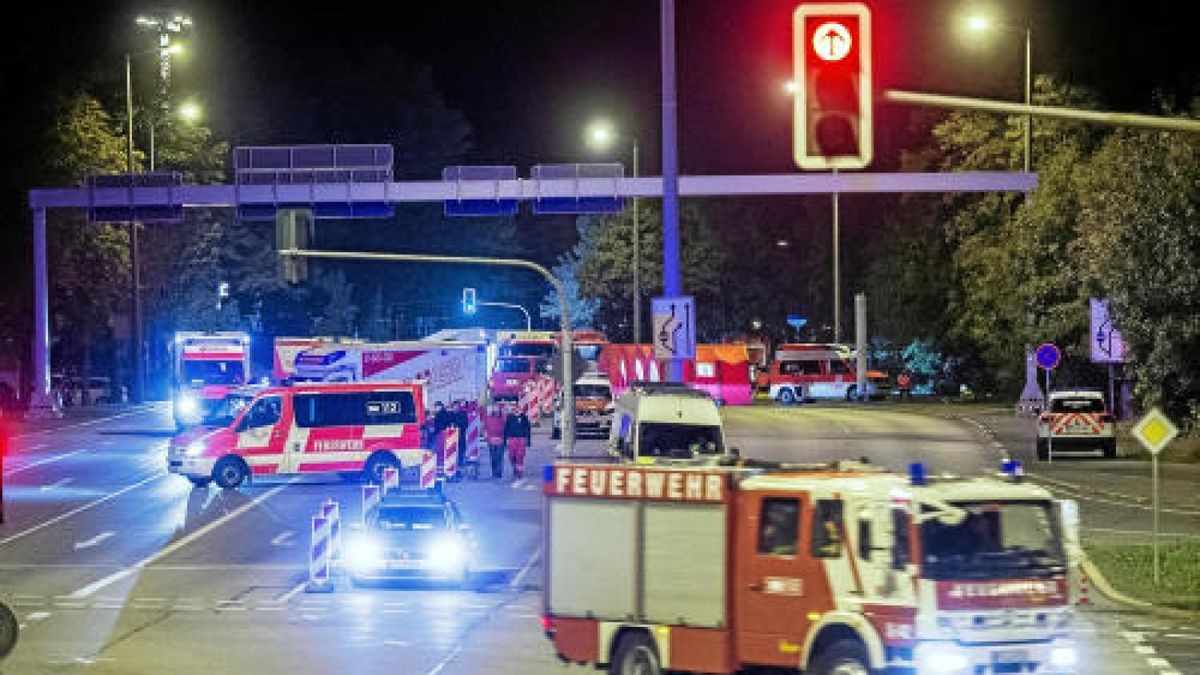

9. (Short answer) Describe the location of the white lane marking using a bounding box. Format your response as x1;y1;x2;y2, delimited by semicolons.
3;447;91;478
510;543;542;592
277;580;309;604
10;404;159;440
0;472;165;547
73;531;116;550
270;531;295;547
100;440;116;446
28;443;48;451
1134;644;1156;654
67;479;296;599
1122;631;1147;642
1164;633;1200;640
1146;657;1173;668
40;477;75;491
26;611;51;622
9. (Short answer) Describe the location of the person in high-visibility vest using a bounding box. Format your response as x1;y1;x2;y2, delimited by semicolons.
484;404;507;479
503;407;532;479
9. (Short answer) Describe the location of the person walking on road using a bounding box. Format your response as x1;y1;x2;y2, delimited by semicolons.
897;370;912;401
504;406;532;479
484;404;507;479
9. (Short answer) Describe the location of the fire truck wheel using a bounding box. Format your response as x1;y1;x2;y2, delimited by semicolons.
0;601;18;660
364;453;400;485
810;638;871;675
213;457;249;489
610;631;661;675
778;388;796;406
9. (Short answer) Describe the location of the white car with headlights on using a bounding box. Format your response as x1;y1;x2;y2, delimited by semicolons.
342;493;474;586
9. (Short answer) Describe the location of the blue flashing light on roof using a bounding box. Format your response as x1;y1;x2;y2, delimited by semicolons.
908;462;927;486
1001;459;1024;480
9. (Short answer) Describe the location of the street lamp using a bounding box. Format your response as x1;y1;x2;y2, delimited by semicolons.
586;120;642;343
963;11;1033;173
124;35;185;403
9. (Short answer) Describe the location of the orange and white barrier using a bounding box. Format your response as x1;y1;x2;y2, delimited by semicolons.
1077;567;1092;605
538;376;556;416
519;381;539;421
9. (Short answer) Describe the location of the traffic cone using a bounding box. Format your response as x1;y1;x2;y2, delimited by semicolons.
1077;567;1091;605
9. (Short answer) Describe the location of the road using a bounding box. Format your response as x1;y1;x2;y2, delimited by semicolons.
0;403;1195;674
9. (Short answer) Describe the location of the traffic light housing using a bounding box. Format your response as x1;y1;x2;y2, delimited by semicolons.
462;288;477;315
275;209;313;284
794;3;873;170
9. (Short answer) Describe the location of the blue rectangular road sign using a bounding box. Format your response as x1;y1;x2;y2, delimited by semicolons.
651;296;696;361
532;163;625;215
443;165;519;217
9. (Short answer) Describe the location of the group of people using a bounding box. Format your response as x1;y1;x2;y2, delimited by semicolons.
423;399;532;480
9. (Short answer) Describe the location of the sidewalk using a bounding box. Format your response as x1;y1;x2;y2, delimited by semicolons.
2;402;163;439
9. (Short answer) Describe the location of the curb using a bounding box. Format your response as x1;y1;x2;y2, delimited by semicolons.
1080;554;1200;620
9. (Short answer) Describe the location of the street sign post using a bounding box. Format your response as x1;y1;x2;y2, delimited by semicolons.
651;296;695;362
1132;408;1179;587
1035;343;1060;462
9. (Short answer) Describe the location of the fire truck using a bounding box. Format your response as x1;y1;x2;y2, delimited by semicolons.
170;331;252;430
289;341;488;409
760;343;891;404
543;460;1079;675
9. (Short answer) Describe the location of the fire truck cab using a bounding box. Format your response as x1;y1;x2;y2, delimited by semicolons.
170;331;251;430
543;460;1079;675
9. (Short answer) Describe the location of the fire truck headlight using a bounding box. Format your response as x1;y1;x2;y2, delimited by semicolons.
914;642;970;674
427;535;467;574
1049;645;1077;668
184;440;208;457
345;535;385;572
176;394;200;421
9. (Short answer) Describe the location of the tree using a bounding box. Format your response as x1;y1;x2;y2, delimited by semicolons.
42;93;132;384
1075;119;1200;421
539;254;601;329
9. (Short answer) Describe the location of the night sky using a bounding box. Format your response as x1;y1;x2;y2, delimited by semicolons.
2;0;1197;291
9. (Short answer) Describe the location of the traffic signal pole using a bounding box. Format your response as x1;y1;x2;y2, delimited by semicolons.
660;0;684;382
280;248;575;456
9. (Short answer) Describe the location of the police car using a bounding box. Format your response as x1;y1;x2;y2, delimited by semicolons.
342;493;474;586
1037;389;1116;459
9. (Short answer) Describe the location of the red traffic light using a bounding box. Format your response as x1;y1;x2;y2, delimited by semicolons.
793;3;873;170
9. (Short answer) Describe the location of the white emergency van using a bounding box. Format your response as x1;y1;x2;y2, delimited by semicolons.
607;382;728;463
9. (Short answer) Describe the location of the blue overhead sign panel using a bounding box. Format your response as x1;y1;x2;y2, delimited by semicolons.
443;165;519;217
86;173;184;223
234;144;394;220
532;163;625;215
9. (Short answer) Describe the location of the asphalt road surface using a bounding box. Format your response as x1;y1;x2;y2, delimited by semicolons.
0;403;1195;674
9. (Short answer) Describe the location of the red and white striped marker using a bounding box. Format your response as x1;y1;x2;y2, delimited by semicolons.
361;484;380;523
307;515;333;592
1077;567;1092;605
420;450;437;490
519;381;538;421
381;465;399;493
442;427;460;479
466;407;483;464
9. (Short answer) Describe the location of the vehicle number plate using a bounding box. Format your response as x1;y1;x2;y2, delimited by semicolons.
991;649;1027;664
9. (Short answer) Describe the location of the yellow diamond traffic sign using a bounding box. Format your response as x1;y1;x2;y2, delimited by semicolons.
1131;408;1179;456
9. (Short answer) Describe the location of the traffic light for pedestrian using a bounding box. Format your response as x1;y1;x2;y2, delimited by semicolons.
462;288;477;315
793;2;873;170
275;209;313;284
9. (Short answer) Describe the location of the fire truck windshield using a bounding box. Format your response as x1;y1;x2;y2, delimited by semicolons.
202;393;254;427
919;500;1066;580
639;423;723;459
182;360;245;386
494;358;533;374
500;343;555;359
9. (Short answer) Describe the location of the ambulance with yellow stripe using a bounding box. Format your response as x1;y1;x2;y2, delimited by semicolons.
168;382;426;489
542;460;1079;675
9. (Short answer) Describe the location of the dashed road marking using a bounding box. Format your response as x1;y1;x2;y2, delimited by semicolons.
0;472;164;547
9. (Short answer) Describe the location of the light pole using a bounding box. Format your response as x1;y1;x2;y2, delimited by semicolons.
586;121;641;343
965;13;1033;173
125;36;184;403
